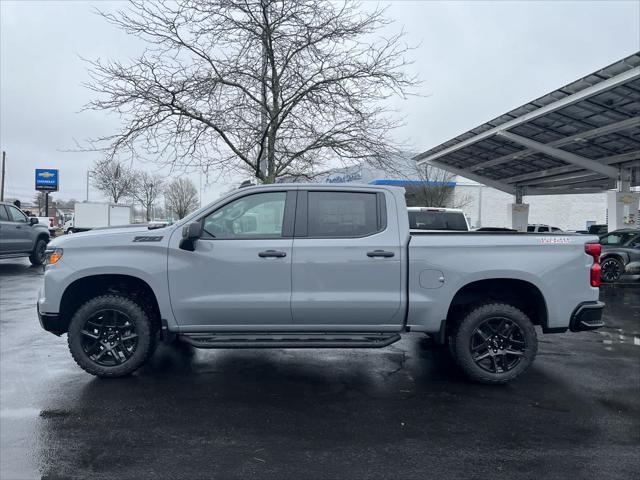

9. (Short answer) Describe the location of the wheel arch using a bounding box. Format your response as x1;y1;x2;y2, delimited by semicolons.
445;278;549;334
600;252;628;264
58;274;161;335
35;232;50;244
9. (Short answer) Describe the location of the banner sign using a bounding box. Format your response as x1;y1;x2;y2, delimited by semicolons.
35;169;59;192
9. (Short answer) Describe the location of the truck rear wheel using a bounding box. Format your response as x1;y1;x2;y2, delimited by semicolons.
67;295;154;378
451;303;537;384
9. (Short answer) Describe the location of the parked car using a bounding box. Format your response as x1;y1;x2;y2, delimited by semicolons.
527;224;563;233
0;201;50;265
598;229;640;282
407;207;469;231
38;184;603;384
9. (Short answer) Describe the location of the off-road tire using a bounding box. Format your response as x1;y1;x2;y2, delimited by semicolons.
67;295;153;378
451;302;538;384
29;238;47;266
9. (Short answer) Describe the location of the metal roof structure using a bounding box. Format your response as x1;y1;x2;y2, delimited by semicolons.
414;52;640;195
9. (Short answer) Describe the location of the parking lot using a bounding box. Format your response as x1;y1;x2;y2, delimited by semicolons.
0;258;638;480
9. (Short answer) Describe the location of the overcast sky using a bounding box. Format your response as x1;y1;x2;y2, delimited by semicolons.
1;0;639;205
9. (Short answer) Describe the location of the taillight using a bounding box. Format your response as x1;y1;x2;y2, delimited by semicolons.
585;242;601;287
49;218;54;227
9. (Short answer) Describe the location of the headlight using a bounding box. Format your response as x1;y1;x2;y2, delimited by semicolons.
45;247;63;265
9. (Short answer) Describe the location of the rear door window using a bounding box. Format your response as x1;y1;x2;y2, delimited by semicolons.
538;226;549;232
307;192;380;238
409;211;468;231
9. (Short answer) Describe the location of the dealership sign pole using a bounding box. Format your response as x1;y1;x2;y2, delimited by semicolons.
35;168;59;216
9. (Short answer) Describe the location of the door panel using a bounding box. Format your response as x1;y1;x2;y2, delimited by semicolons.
3;205;32;252
167;190;295;328
291;190;402;327
168;238;293;326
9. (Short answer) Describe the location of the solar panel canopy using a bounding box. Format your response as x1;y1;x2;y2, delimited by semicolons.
414;52;640;195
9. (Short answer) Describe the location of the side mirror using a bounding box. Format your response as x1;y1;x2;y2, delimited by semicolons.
179;221;202;251
29;217;39;226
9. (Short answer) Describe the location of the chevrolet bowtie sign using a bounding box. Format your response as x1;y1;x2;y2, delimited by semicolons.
35;169;59;192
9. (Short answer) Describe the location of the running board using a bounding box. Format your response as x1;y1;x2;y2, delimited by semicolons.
178;332;401;349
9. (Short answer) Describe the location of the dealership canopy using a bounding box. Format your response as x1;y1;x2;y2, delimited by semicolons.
414;52;640;196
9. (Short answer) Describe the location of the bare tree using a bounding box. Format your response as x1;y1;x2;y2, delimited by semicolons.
133;171;165;221
404;163;471;208
91;159;136;204
165;177;199;219
84;0;419;183
32;192;48;215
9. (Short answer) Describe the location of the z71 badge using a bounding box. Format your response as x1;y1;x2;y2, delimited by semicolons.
133;236;163;242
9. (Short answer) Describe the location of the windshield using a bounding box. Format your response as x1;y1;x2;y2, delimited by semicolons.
408;211;468;231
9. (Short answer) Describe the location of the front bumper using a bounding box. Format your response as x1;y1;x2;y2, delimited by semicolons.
569;301;605;332
37;302;65;336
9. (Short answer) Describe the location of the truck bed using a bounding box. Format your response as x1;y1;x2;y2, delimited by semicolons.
405;231;600;333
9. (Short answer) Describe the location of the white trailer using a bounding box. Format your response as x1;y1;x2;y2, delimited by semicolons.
64;203;133;233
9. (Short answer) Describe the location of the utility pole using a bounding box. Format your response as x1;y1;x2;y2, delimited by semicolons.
1;151;5;201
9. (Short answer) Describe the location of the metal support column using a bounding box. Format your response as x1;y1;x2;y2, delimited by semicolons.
515;186;524;204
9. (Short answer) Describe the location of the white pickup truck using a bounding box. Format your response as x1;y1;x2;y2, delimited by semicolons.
37;184;604;384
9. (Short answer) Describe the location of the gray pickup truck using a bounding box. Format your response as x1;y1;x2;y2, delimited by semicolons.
0;201;50;265
37;184;604;384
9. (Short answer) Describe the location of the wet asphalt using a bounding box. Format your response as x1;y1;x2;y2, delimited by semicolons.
0;258;638;480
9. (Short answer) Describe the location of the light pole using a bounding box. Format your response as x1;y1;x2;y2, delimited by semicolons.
86;170;92;201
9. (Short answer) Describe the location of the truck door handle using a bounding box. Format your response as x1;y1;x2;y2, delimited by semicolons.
258;250;287;258
367;250;395;258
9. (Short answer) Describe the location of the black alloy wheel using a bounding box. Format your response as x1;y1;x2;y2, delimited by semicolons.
600;257;624;283
469;317;526;374
80;309;139;366
451;302;537;384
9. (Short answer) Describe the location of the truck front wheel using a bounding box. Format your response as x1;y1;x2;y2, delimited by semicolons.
67;295;154;377
450;303;538;384
29;238;47;266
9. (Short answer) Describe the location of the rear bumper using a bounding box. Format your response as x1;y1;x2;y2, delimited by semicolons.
569;301;605;332
37;303;65;336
